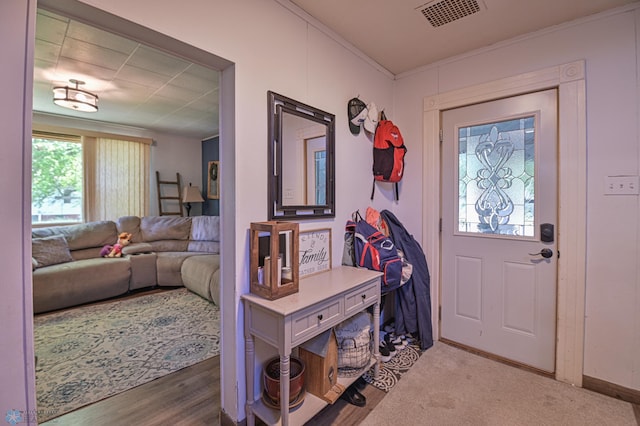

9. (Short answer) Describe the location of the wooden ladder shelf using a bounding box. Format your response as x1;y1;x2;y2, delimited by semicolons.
156;171;184;216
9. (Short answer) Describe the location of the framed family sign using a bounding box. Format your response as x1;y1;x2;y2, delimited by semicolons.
299;228;332;277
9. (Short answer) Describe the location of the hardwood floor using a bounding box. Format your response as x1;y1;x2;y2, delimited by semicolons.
41;353;382;426
306;384;385;426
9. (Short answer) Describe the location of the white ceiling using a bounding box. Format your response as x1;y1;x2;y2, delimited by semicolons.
290;0;638;75
33;9;220;140
32;0;637;138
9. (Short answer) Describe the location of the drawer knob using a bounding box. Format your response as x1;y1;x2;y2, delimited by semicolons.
317;314;323;321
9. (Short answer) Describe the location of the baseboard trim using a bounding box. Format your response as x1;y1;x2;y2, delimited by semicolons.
582;375;640;405
440;339;554;379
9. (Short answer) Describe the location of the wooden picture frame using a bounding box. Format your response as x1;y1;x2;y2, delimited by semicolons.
207;160;220;199
299;228;332;278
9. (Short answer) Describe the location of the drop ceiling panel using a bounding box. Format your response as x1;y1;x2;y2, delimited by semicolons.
170;70;218;91
54;57;119;84
35;12;67;45
155;84;204;103
115;65;173;89
104;80;157;104
66;21;138;55
34;39;61;63
127;46;191;77
59;39;128;71
188;95;219;113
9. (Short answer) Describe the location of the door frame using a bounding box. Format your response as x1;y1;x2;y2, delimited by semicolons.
422;60;586;386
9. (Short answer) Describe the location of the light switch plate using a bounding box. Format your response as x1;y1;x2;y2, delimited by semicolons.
604;175;640;195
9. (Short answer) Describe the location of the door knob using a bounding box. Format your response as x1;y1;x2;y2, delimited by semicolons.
529;248;553;258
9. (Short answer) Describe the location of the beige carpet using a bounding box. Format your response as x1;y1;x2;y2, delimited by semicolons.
362;342;637;426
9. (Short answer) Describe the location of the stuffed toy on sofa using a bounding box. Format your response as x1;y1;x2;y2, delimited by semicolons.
100;232;132;258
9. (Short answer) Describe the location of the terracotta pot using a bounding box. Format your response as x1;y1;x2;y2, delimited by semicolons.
263;356;305;407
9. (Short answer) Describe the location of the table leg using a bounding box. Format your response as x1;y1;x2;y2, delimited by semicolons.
244;316;255;425
279;354;290;426
373;301;380;379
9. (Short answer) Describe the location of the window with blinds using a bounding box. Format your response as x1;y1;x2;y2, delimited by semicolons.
32;129;151;225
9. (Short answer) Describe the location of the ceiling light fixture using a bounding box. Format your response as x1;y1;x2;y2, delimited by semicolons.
53;79;99;112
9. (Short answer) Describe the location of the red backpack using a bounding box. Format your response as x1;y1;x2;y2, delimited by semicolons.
372;114;407;200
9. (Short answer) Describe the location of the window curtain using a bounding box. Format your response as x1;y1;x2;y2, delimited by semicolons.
84;136;150;221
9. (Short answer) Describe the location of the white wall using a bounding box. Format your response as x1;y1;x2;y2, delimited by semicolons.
5;0;638;423
393;5;640;391
150;133;203;216
2;0;397;422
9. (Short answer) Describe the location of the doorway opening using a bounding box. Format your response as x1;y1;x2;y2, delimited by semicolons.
32;0;236;421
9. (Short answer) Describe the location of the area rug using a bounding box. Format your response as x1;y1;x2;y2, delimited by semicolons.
362;342;424;392
34;288;220;422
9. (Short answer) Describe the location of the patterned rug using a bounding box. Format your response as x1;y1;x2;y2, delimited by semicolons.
34;288;220;422
362;343;424;392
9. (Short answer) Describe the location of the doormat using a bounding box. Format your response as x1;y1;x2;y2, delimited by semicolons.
361;343;424;392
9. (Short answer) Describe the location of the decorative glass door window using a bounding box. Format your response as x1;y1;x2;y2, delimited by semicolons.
457;116;535;236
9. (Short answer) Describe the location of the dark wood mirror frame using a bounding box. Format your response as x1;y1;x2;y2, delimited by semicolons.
267;91;335;220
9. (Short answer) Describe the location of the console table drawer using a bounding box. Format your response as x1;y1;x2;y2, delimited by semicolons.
291;299;342;344
344;281;378;316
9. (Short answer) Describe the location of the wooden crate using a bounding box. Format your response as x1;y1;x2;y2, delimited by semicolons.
298;329;343;403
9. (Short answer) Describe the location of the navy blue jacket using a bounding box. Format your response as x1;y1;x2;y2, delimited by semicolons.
380;210;433;350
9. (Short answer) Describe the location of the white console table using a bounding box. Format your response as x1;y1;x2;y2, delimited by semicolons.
242;266;382;426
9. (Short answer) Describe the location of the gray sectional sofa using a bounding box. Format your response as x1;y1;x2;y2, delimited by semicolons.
31;215;221;314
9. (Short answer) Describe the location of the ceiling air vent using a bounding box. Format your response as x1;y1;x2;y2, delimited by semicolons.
417;0;484;27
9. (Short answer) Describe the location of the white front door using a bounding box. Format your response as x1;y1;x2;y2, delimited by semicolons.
441;89;558;372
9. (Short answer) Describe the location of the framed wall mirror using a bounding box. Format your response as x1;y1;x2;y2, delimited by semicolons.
268;91;335;220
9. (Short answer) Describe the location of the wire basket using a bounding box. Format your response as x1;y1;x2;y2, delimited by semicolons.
337;336;372;377
335;312;373;377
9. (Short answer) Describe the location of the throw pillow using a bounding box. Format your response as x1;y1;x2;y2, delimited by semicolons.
32;235;73;268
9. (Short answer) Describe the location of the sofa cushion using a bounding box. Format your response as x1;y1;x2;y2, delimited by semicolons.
32;235;73;268
140;216;191;242
128;252;157;290
149;240;189;252
187;240;220;253
71;247;105;261
116;215;143;243
32;221;118;251
32;258;130;314
121;242;154;255
190;216;220;241
155;252;196;286
181;254;220;303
